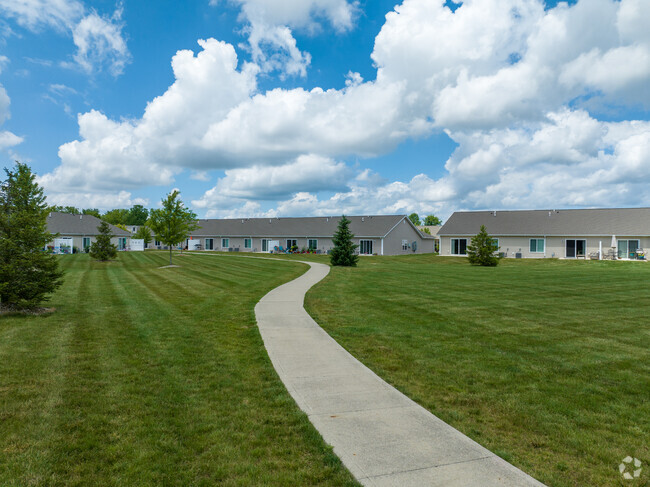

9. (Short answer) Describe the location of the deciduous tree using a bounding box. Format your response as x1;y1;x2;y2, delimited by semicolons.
147;191;199;265
424;215;442;226
133;225;152;246
408;213;421;226
126;205;149;226
82;208;101;218
102;208;129;225
0;162;63;309
330;215;359;267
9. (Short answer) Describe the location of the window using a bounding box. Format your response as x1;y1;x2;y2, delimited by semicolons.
244;238;252;249
82;237;91;251
286;239;297;249
205;238;214;250
222;238;229;248
451;238;467;255
308;239;318;250
118;237;127;250
402;239;409;251
530;238;545;253
491;238;499;249
155;240;160;247
360;240;373;255
618;239;640;259
262;239;269;252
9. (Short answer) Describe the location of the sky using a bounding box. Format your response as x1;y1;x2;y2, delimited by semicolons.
0;0;649;220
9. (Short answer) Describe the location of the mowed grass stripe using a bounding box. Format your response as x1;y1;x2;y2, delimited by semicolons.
0;253;358;487
304;255;649;487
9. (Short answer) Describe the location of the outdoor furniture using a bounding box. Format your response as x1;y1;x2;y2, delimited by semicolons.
588;251;600;260
603;248;617;260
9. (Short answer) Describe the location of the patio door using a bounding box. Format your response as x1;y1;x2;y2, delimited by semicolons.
618;239;639;259
360;240;373;255
566;239;586;258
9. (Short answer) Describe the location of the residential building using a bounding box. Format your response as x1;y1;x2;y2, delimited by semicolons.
46;212;131;253
187;215;435;255
438;208;650;260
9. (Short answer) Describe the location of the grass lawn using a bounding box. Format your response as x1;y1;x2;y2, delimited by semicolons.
305;255;649;487
0;252;358;486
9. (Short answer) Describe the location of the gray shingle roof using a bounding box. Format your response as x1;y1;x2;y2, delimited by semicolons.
46;212;131;237
190;215;410;238
438;208;650;237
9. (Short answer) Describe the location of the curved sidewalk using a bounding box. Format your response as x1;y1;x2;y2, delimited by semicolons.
255;261;546;487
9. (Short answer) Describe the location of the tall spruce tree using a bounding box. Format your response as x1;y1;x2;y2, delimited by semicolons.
89;221;118;261
466;225;500;266
0;162;63;309
330;215;359;267
147;190;199;265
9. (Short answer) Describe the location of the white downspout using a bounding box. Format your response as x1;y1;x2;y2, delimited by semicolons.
381;238;384;256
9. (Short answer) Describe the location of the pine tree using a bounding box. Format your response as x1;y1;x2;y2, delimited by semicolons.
330;215;359;267
0;162;64;309
466;225;500;266
89;221;118;261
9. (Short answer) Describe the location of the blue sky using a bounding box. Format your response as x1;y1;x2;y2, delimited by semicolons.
0;0;648;219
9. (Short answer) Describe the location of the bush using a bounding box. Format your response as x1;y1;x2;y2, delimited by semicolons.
466;225;500;266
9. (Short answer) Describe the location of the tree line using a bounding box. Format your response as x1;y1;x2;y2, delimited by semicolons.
51;205;150;226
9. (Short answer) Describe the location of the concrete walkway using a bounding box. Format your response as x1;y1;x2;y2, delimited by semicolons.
255;260;546;487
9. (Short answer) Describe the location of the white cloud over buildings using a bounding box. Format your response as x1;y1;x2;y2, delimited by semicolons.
34;0;650;216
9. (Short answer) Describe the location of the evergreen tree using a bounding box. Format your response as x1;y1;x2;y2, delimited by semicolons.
330;215;359;267
466;225;500;266
0;162;64;309
147;190;199;265
89;221;118;261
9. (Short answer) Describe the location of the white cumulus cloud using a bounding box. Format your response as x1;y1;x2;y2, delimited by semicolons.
211;0;358;76
39;0;650;215
0;0;130;75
